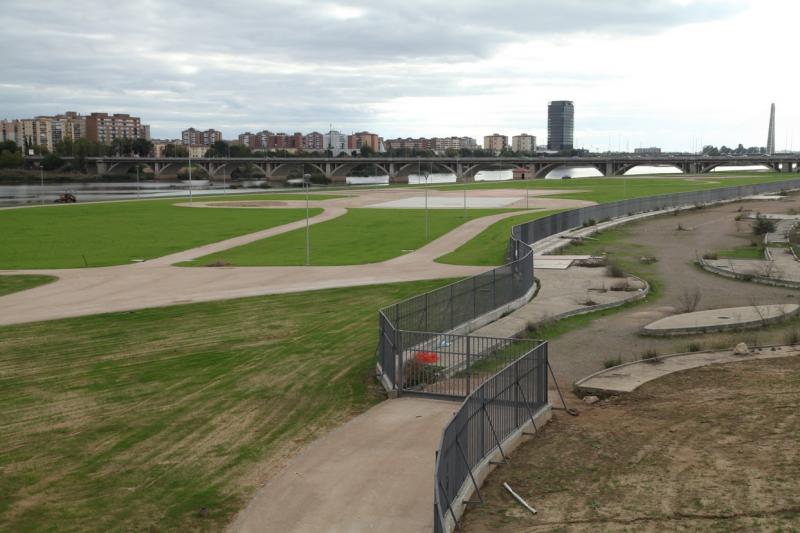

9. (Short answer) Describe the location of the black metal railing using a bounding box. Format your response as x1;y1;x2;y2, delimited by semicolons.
433;342;548;533
377;178;800;398
398;333;541;399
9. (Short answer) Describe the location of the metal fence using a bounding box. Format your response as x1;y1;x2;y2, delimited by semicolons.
515;179;800;250
379;177;800;395
433;341;548;533
378;236;534;390
398;332;541;399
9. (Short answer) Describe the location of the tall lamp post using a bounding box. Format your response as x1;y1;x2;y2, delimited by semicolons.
40;164;44;205
188;149;193;204
304;174;311;265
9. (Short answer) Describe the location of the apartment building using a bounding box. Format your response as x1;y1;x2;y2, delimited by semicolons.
347;131;382;152
429;136;478;154
181;127;222;146
1;112;88;152
384;137;431;153
511;134;536;154
483;133;508;155
268;132;304;150
323;130;348;155
303;131;324;151
86;113;148;145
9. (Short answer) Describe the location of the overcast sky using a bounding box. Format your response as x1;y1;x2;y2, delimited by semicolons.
1;0;796;151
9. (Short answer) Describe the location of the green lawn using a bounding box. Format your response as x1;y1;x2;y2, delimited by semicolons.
0;278;454;532
436;210;564;266
715;245;766;259
0;275;57;296
435;174;796;203
181;208;528;266
0;200;321;269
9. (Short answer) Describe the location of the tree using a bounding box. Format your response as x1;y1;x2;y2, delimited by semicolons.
0;140;18;153
163;143;189;157
0;149;23;168
110;137;134;156
132;138;154;157
702;145;720;156
41;153;64;171
359;145;375;158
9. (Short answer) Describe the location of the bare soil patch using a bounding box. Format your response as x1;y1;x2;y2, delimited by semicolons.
549;196;800;384
461;356;800;532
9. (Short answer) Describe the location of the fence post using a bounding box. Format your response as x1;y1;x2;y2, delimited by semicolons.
514;359;519;428
397;330;404;392
466;336;471;395
472;276;477;319
425;292;429;332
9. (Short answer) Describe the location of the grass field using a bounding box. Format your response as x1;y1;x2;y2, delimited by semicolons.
0;275;57;296
0;278;454;532
436;174;795;203
181;208;526;266
436;209;564;266
0;200;321;269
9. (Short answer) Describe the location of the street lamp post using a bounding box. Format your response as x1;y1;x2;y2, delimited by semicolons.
188;149;193;204
305;177;311;265
424;169;429;242
136;164;140;199
40;165;44;205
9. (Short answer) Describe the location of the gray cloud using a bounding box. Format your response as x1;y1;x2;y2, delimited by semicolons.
0;0;745;138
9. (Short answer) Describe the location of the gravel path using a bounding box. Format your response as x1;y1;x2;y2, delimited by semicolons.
548;197;800;385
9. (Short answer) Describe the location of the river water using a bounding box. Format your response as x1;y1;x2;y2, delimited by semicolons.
0;165;769;207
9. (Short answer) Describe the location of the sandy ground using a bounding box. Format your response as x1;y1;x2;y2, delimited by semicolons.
461;355;800;532
0;190;592;326
547;197;800;385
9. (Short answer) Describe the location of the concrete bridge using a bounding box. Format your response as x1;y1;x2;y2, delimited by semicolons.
25;154;800;182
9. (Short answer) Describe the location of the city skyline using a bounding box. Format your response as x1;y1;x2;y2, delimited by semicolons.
1;1;797;151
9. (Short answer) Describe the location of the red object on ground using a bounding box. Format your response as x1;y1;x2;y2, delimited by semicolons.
415;351;439;364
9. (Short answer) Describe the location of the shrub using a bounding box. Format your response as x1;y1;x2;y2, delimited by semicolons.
605;262;625;278
677;287;702;313
603;357;623;369
403;361;444;387
702;252;718;260
687;342;703;352
784;330;800;346
639;256;658;264
752;216;776;235
582;219;597;228
641;349;659;363
676;223;688;231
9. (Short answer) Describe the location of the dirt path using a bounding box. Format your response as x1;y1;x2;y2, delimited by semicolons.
547;197;800;385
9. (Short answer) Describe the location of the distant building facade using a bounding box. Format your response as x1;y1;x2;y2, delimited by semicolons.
86;113;148;145
303;131;324;151
323;130;348;155
347;131;382;153
483;133;508;155
634;147;662;155
384;137;431;153
429;136;477;154
512;134;536;154
547;101;574;151
181;128;222;146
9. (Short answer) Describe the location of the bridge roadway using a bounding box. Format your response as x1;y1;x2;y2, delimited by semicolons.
24;154;800;182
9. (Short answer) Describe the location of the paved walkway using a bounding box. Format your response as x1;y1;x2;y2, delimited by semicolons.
0;203;594;325
228;397;458;533
472;267;647;339
575;345;800;394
